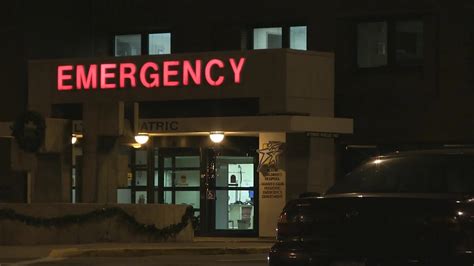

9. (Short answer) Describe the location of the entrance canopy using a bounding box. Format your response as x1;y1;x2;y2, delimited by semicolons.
138;115;353;136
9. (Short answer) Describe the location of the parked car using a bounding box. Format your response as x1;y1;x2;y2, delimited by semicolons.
269;149;474;266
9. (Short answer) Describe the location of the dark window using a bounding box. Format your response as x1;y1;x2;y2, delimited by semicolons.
357;22;387;68
395;21;424;66
357;20;424;68
115;34;141;56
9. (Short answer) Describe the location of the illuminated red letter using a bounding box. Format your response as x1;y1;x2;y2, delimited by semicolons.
139;62;160;88
100;64;117;89
76;64;97;90
163;61;180;87
205;59;224;86
57;65;73;91
119;63;137;88
183;60;202;86
229;57;246;84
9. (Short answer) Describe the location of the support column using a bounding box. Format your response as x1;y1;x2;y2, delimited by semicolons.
82;103;99;203
258;132;286;238
82;102;124;203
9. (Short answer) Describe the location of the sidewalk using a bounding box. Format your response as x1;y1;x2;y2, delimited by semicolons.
0;237;274;260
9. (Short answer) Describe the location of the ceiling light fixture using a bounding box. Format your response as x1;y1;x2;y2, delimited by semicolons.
134;133;149;145
209;131;225;143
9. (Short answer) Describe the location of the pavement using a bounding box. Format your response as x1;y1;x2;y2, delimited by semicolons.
0;237;274;262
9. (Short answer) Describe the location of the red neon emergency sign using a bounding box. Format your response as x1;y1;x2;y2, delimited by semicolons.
57;57;246;91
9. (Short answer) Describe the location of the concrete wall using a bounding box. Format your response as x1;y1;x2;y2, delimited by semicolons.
0;203;193;245
0;119;73;203
286;51;334;116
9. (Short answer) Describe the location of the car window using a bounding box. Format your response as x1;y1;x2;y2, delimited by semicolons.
327;155;474;194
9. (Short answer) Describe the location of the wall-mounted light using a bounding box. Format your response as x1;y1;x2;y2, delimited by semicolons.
134;133;149;145
209;131;225;143
71;135;78;145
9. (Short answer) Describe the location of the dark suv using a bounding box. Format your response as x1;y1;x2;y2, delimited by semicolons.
269;149;474;266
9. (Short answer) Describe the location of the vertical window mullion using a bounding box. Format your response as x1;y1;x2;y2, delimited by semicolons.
131;150;136;203
283;26;290;48
142;33;148;55
172;156;176;204
147;139;154;203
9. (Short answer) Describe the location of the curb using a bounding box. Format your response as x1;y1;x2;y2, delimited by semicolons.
48;247;271;258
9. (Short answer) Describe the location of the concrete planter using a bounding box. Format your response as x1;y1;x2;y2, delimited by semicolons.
0;203;194;245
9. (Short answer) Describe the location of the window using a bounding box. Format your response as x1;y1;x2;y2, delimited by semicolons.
290;26;307;50
253;27;283;49
357;20;424;68
357;22;388;68
114;32;171;57
252;25;307;50
395;21;423;65
149;33;171;55
156;151;201;218
115;34;141;56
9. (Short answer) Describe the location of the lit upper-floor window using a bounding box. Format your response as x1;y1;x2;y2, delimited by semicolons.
114;32;171;57
149;33;171;55
357;20;423;68
252;26;307;50
254;27;283;49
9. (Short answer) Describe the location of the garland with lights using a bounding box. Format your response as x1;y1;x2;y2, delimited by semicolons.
0;206;195;240
11;110;46;153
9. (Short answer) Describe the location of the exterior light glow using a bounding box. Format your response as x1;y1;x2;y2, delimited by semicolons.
71;135;78;145
134;134;149;145
132;143;142;149
209;131;224;143
373;159;383;164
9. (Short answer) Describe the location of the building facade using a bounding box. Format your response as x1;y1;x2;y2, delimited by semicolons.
0;0;473;237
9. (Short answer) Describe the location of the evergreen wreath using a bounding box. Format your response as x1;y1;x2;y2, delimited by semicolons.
0;206;194;240
11;110;46;153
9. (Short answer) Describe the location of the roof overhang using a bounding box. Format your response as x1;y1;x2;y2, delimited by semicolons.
139;115;353;136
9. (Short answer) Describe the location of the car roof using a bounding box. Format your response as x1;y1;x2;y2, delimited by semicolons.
379;148;474;159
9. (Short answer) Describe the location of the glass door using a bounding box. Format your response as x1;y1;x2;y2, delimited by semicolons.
213;155;257;234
